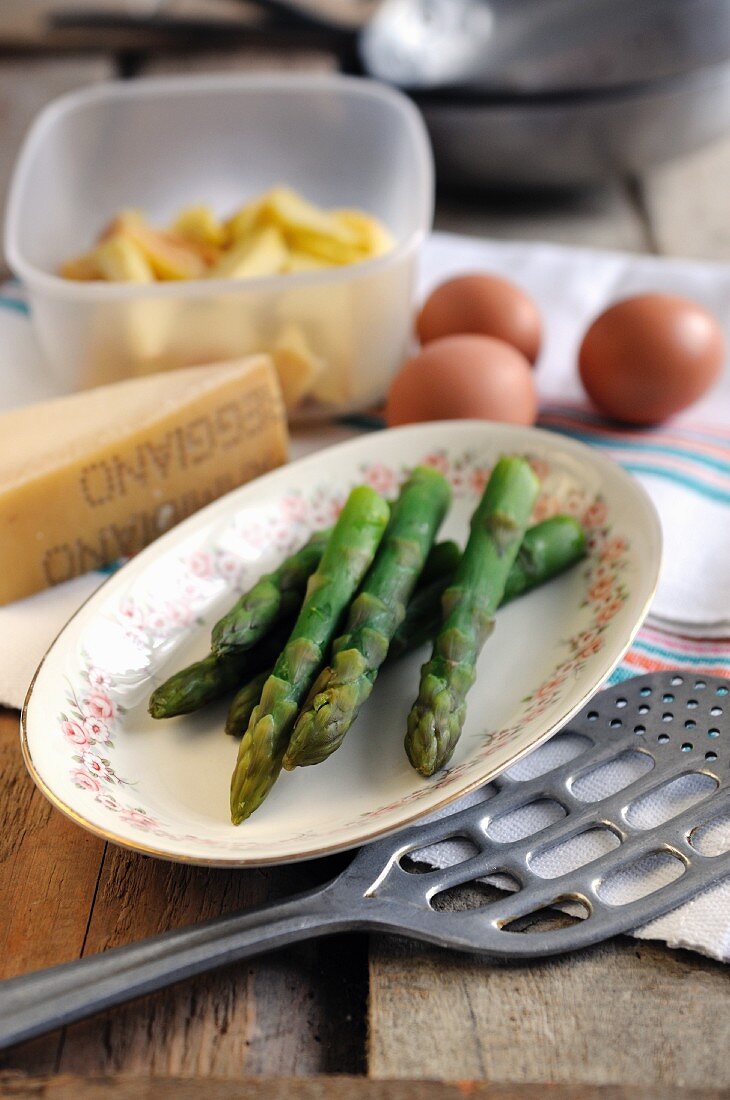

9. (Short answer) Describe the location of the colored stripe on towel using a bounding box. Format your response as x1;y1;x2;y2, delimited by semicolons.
611;623;730;683
539;405;730;503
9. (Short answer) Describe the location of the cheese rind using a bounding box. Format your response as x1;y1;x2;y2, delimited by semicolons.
0;357;287;605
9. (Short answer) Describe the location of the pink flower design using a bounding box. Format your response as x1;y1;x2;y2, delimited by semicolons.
281;494;308;524
83;690;114;721
534;676;564;701
563;493;585;518
216;552;245;584
118;598;145;629
71;768;101;792
120;808;158;829
582;499;608;529
81;750;116;784
95;793;120;811
423;452;449;476
163;601;193;629
82;715;111;744
239;519;268;549
146;609;172;634
588;576;614;603
593;560;616;581
87;667;111;689
528;457;550;481
532;495;560;523
328;498;345;523
272;523;293;547
578;636;603;659
62;719;89;746
365;463;396;495
188;550;212;578
595;597;624;626
601;536;628;563
469;467;489;495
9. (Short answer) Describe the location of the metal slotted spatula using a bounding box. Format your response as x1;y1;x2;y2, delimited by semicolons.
1;671;728;1051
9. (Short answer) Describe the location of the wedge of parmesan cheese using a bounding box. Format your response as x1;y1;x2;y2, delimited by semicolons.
0;357;287;605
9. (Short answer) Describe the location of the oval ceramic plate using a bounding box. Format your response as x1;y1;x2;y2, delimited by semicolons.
23;422;661;865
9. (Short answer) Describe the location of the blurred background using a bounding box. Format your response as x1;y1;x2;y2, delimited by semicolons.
4;0;730;267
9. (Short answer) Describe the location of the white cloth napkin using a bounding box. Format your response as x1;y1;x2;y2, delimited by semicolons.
0;236;728;963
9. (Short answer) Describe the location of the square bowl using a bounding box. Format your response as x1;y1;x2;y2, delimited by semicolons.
5;72;433;412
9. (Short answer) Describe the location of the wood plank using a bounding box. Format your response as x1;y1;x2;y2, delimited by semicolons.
0;57;116;234
638;135;730;261
139;47;337;78
368;932;730;1088
56;849;365;1077
434;181;651;254
0;2;347;58
0;711;106;1076
0;1075;723;1099
0;0;258;50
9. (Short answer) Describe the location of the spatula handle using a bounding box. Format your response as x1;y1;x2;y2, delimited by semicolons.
0;885;347;1051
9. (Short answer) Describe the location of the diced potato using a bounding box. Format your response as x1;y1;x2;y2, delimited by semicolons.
272;323;324;410
93;235;155;283
99;208;146;241
123;223;208;280
208;225;289;280
289;230;367;266
334;209;394;258
225;198;267;243
171;205;226;248
59;252;103;281
264;186;360;248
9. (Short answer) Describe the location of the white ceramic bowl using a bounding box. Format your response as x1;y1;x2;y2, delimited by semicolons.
5;73;433;409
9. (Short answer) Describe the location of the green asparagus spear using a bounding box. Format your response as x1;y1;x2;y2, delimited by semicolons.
211;527;332;659
149;621;292;719
149;654;248;719
503;514;586;602
405;456;539;777
230;486;390;823
283;467;452;769
388;515;586;659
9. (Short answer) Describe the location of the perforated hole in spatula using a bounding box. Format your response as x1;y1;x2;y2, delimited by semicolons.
358;672;730;959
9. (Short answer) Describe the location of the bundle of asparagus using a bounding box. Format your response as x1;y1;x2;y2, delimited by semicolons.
149;458;587;823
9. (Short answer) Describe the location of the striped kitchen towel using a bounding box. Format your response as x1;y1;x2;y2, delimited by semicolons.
539;403;730;641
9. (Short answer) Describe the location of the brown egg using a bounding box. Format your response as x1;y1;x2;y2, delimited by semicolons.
579;293;725;425
386;334;537;428
416;273;542;364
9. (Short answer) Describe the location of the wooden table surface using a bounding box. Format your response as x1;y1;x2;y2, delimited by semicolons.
0;33;728;1098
